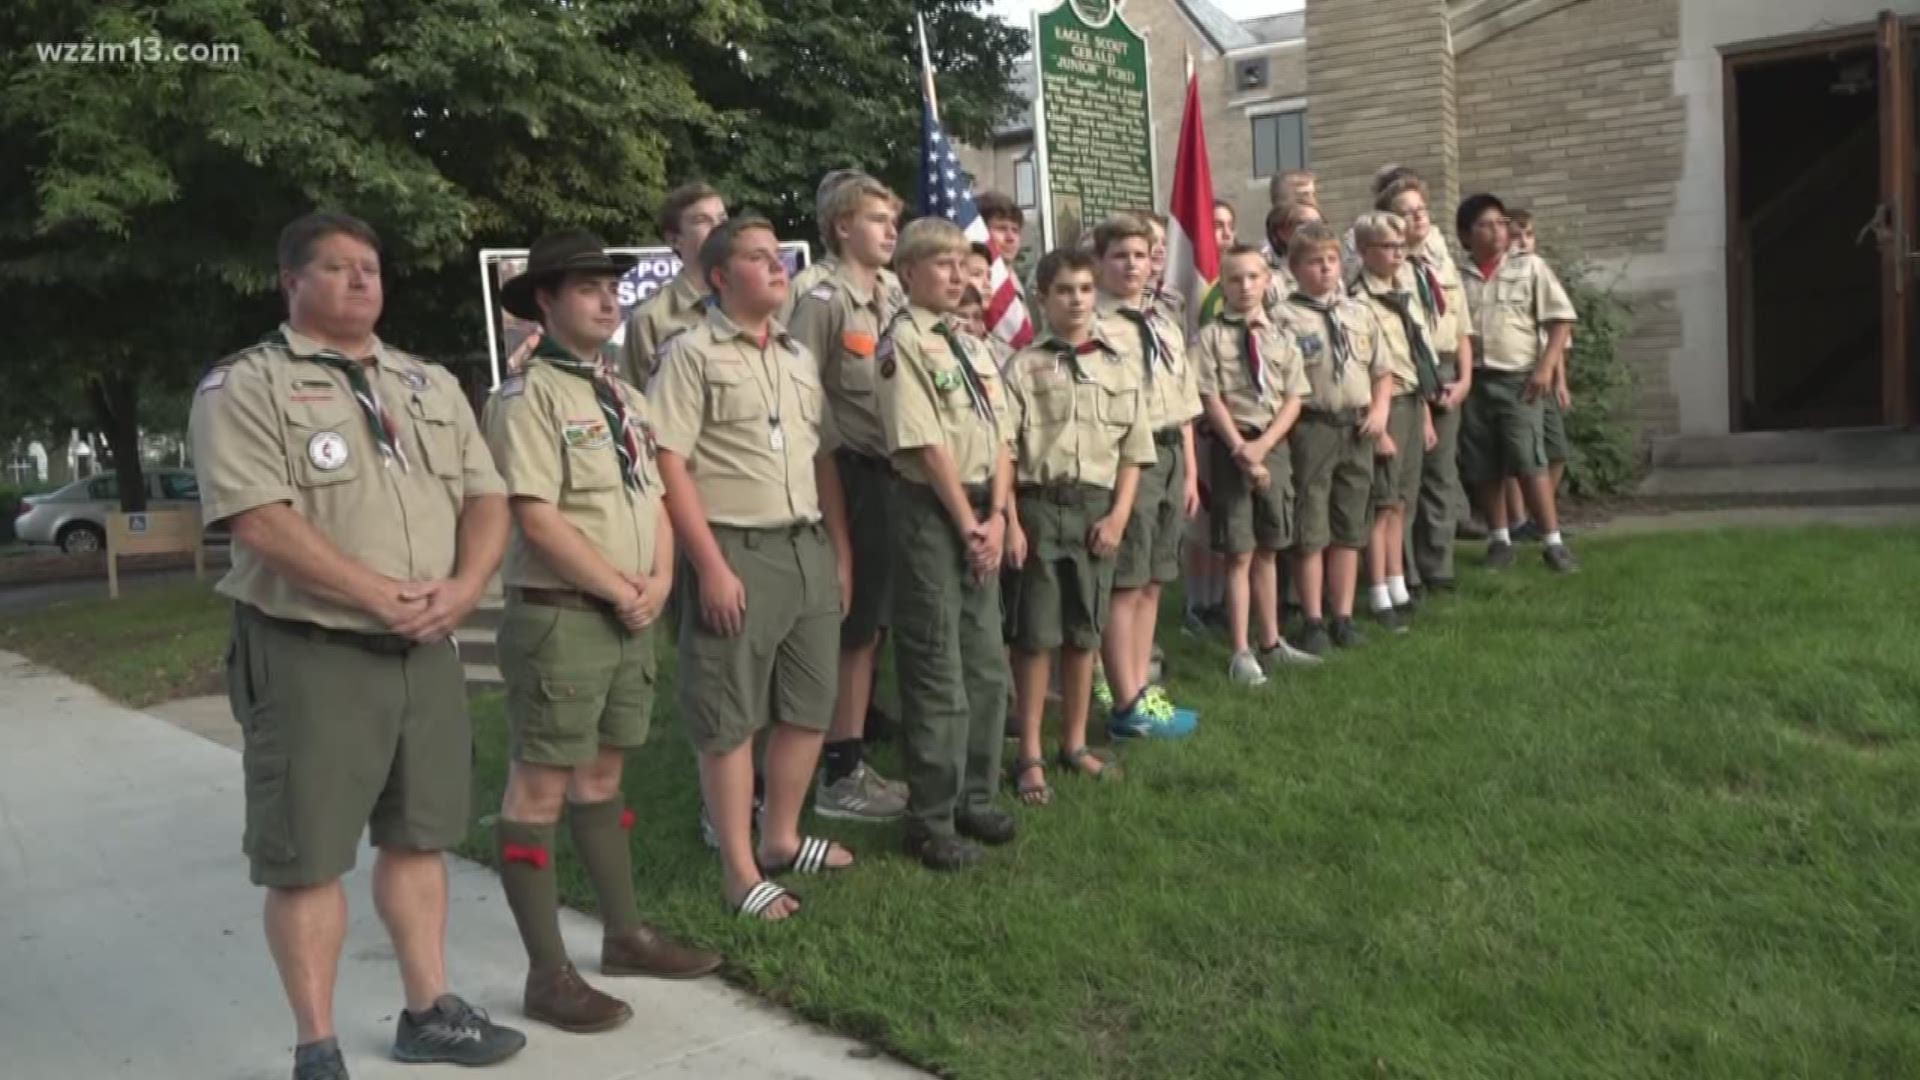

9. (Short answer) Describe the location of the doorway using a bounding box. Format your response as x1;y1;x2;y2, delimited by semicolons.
1726;13;1916;431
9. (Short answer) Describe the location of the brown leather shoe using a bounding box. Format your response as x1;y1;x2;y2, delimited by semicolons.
524;962;632;1033
602;924;723;979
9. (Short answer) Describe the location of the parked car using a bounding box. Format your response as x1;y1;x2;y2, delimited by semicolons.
12;469;209;554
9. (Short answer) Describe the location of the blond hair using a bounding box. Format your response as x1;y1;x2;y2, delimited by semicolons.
819;175;901;257
1352;211;1407;249
894;216;969;271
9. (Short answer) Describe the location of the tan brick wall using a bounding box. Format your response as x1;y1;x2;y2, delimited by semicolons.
1456;0;1686;433
1305;0;1459;230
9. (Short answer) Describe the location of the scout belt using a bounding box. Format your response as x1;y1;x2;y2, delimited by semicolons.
1301;407;1367;426
1152;428;1183;447
1017;481;1106;506
512;587;616;615
897;478;994;514
244;604;416;657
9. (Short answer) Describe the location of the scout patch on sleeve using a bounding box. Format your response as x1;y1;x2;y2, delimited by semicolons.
497;375;526;398
562;418;612;449
881;357;896;379
399;368;430;391
196;369;228;394
809;284;835;302
842;330;876;358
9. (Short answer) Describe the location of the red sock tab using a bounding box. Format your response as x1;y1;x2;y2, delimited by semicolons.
501;843;549;870
618;808;635;832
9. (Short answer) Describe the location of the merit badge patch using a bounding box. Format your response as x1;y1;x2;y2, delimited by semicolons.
562;419;611;450
399;368;430;391
308;431;350;472
932;368;962;392
497;375;526;399
1298;332;1325;359
196;369;228;394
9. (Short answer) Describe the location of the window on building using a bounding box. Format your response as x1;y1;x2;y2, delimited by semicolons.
1251;110;1308;179
1014;157;1037;213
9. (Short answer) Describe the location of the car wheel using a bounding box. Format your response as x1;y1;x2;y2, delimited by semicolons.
59;523;105;554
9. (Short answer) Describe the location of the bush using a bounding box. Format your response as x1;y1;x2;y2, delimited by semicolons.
1552;255;1640;500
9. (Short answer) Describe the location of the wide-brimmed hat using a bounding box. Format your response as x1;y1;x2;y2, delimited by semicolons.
500;230;636;321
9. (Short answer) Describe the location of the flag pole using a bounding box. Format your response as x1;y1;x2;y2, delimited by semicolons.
918;11;939;122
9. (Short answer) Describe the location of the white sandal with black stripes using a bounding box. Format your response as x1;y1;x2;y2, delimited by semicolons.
735;880;799;921
755;836;849;876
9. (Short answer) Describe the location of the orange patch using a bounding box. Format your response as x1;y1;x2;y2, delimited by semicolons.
841;331;877;358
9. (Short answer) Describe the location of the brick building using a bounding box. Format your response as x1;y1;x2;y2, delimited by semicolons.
962;0;1920;447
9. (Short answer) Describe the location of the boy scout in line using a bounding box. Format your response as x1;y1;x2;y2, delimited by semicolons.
955;283;1015;373
1093;213;1201;743
875;217;1020;869
1379;176;1474;596
786;170;909;324
485;231;723;1035
1280;223;1393;655
618;182;727;387
1348;212;1440;633
1262;200;1324;316
1456;193;1579;573
190;211;523;1079
1002;249;1155;804
1195;244;1320;687
977;190;1027;286
1135;210;1186;329
786;174;910;823
1498;209;1571;541
651;215;857;922
1261;170;1318;264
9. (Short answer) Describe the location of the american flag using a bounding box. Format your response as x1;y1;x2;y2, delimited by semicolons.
919;38;1034;349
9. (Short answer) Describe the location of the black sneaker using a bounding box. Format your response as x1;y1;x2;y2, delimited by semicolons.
1543;542;1579;574
1511;520;1545;543
1297;620;1332;657
903;829;984;871
1330;618;1366;649
293;1042;348;1080
392;994;526;1067
956;807;1018;846
1371;606;1409;634
1485;540;1515;570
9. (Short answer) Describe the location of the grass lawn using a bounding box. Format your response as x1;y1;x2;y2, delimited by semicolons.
0;582;227;706
456;526;1920;1080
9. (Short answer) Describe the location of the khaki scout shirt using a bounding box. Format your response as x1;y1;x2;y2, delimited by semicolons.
1460;252;1577;373
483;345;662;589
1193;313;1313;431
1349;272;1427;395
618;268;708;388
650;307;833;528
1400;241;1471;360
782;256;903;323
1095;294;1203;434
1004;330;1156;489
786;262;898;460
189;323;505;632
879;306;1011;487
1279;296;1388;414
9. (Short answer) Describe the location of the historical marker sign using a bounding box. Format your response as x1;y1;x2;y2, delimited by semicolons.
1033;0;1156;249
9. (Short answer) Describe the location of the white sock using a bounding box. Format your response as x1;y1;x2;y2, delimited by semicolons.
1369;584;1393;612
1388;576;1410;605
1490;528;1511;544
1544;530;1563;546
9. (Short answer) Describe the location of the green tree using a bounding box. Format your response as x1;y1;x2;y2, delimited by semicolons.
0;1;1021;510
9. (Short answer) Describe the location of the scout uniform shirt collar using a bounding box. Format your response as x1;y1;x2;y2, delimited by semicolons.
530;332;600;368
831;262;880;308
704;305;793;348
276;322;395;370
664;267;709;314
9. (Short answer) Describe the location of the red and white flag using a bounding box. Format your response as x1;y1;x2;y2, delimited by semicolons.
1166;59;1221;333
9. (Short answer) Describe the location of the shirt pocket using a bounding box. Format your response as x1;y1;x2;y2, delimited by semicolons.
283;399;362;488
792;363;825;424
565;444;621;493
837;331;877;394
1031;385;1072;424
406;395;463;479
1100;386;1141;429
705;361;760;424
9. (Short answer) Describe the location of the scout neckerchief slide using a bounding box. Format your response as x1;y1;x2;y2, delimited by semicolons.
1369;287;1443;401
538;341;645;490
1288;293;1357;384
935;323;996;425
268;329;409;472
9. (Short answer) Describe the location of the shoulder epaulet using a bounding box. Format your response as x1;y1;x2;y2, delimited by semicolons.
198;335;281;392
654;326;691;362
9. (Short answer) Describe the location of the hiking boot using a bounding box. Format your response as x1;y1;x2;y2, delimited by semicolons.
1543;542;1579;574
1371;606;1409;634
813;762;907;821
1260;639;1323;668
392;993;526;1066
955;807;1018;846
602;924;722;980
1511;520;1544;543
1485;540;1515;570
522;964;631;1034
1228;650;1268;687
293;1042;347;1080
1296;620;1332;657
903;828;984;871
1330;618;1366;649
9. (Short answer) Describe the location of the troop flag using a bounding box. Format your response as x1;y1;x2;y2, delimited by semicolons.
918;14;1034;349
1166;58;1223;331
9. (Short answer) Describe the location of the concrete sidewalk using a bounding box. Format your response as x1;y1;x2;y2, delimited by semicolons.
0;651;926;1080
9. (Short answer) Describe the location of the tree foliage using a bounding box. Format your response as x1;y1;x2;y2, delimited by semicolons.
0;0;1023;508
